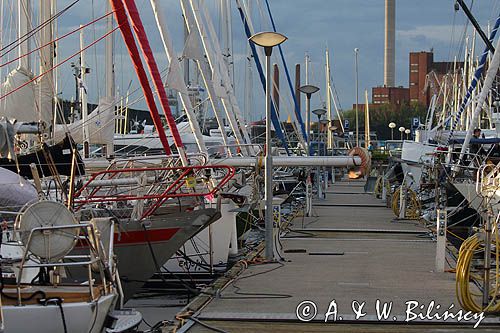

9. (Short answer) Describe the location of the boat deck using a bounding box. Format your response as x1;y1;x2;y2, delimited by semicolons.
173;179;500;332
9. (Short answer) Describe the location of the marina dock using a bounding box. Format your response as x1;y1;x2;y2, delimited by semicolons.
172;179;500;332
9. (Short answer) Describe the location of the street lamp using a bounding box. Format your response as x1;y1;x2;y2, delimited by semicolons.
299;85;320;155
399;126;405;140
405;128;411;140
319;119;329;153
388;122;396;140
354;48;359;147
311;108;327;199
312;108;327;152
249;31;287;261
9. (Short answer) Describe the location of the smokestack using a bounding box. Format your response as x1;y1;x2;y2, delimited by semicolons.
384;0;395;87
273;64;280;117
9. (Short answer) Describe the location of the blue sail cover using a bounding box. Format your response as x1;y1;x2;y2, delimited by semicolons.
447;13;500;144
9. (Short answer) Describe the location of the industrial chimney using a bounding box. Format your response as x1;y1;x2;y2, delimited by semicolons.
384;0;395;87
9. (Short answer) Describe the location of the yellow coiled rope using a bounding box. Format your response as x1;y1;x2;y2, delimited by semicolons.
456;226;500;313
374;176;391;199
391;186;421;219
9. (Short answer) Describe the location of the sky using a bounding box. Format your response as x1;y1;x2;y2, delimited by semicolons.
2;0;500;122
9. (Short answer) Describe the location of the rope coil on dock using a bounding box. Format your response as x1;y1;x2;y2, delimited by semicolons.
456;229;500;313
348;147;371;179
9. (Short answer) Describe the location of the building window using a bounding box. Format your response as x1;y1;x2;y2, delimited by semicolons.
411;63;418;67
411;69;418;73
410;82;416;86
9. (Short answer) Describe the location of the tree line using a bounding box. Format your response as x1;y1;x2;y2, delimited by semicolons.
342;101;428;140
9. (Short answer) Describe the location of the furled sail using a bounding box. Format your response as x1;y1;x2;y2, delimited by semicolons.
0;68;36;122
53;97;115;145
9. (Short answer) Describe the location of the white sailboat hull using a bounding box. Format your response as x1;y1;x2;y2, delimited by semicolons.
2;293;116;333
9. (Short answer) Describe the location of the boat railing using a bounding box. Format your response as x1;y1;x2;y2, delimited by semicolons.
71;165;235;219
15;221;116;305
435;149;481;174
476;163;500;198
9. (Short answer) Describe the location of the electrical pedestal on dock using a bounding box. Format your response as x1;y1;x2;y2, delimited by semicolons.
435;209;447;272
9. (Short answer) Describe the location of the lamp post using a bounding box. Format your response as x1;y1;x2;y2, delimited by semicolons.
319;119;330;156
399;126;405;140
312;108;327;199
389;122;396;140
299;85;320;155
249;31;287;261
405;128;411;140
388;122;396;140
312;108;327;143
354;48;359;147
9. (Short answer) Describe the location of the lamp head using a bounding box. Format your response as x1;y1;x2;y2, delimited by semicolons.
249;31;287;49
399;126;405;132
299;84;320;96
312;108;327;117
388;122;396;129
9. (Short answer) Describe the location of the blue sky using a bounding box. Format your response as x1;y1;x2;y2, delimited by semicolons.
2;0;499;121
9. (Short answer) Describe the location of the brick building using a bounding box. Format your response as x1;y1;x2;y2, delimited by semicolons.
372;86;409;106
409;51;463;107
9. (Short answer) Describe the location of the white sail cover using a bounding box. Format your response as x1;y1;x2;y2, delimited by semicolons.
53;97;115;145
182;31;204;62
0;68;36;122
0;167;37;211
36;74;55;125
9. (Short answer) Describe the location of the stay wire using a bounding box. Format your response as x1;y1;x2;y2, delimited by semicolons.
0;0;80;57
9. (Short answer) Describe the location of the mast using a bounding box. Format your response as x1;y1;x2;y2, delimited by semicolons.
455;33;500;172
18;0;31;70
38;0;54;125
149;0;207;154
183;14;190;85
105;1;115;156
326;48;332;150
179;0;231;155
80;26;89;157
220;0;233;84
273;64;279;118
243;0;252;123
51;0;59;132
121;0;188;166
187;0;252;155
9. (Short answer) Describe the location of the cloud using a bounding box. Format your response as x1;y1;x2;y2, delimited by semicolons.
397;25;460;44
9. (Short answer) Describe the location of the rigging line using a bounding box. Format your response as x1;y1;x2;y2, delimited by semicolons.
0;11;114;69
329;74;344;111
0;0;80;56
457;0;494;53
456;0;475;62
447;7;458;65
0;26;119;101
